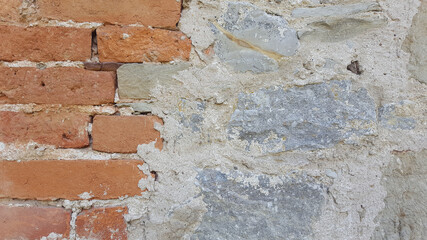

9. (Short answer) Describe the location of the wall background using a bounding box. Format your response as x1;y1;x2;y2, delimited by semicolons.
0;0;426;239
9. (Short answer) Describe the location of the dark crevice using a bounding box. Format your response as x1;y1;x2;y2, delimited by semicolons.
150;171;158;181
91;29;99;62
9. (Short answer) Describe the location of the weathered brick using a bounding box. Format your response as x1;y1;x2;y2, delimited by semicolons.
97;26;191;63
0;0;21;22
0;160;146;200
37;0;181;28
0;25;92;62
92;115;163;153
76;207;128;240
0;111;90;148
0;67;116;105
0;205;71;240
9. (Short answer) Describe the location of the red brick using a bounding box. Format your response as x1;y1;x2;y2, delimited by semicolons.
76;207;128;240
0;25;92;62
0;67;116;105
0;160;146;200
0;205;71;240
37;0;181;28
92;115;163;153
0;0;21;22
97;26;191;63
0;111;90;148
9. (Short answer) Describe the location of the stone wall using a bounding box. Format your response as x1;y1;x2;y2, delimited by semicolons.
0;0;426;239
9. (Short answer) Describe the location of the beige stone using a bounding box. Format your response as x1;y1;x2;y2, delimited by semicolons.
403;2;427;84
118;63;191;99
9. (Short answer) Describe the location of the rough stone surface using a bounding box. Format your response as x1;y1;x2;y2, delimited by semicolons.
379;101;416;130
300;18;386;42
37;0;181;28
0;206;71;240
0;111;90;148
292;3;381;18
193;169;326;239
372;150;427;240
403;1;427;84
213;2;299;73
0;25;92;62
97;26;192;63
0;0;21;22
76;207;128;240
0;160;146;200
228;80;377;152
92;115;163;153
118;63;191;99
0;67;116;105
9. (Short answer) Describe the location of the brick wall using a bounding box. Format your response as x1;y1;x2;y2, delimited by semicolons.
0;1;188;239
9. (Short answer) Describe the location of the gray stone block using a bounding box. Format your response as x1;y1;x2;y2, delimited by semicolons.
228;80;377;152
192;169;326;240
213;2;299;73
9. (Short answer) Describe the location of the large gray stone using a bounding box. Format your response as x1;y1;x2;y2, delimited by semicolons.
300;18;386;42
213;2;299;73
379;101;416;130
192;169;326;240
372;150;427;240
117;63;191;99
292;3;381;18
228;80;377;152
403;1;427;84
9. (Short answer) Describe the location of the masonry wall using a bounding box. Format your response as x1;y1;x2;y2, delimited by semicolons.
0;0;426;240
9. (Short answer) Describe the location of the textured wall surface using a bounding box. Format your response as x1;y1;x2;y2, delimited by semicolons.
0;0;426;239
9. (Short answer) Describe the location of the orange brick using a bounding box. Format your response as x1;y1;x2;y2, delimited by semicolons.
76;207;128;240
92;115;163;153
97;26;191;63
0;205;71;240
0;67;116;105
0;25;92;62
0;0;21;22
0;160;146;200
0;111;90;148
37;0;181;28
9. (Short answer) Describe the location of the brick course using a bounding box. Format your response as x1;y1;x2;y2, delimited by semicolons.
97;26;191;63
0;0;21;22
37;0;181;28
92;115;163;153
76;207;128;240
0;67;116;105
0;25;92;62
0;205;71;239
0;160;146;200
0;111;90;148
